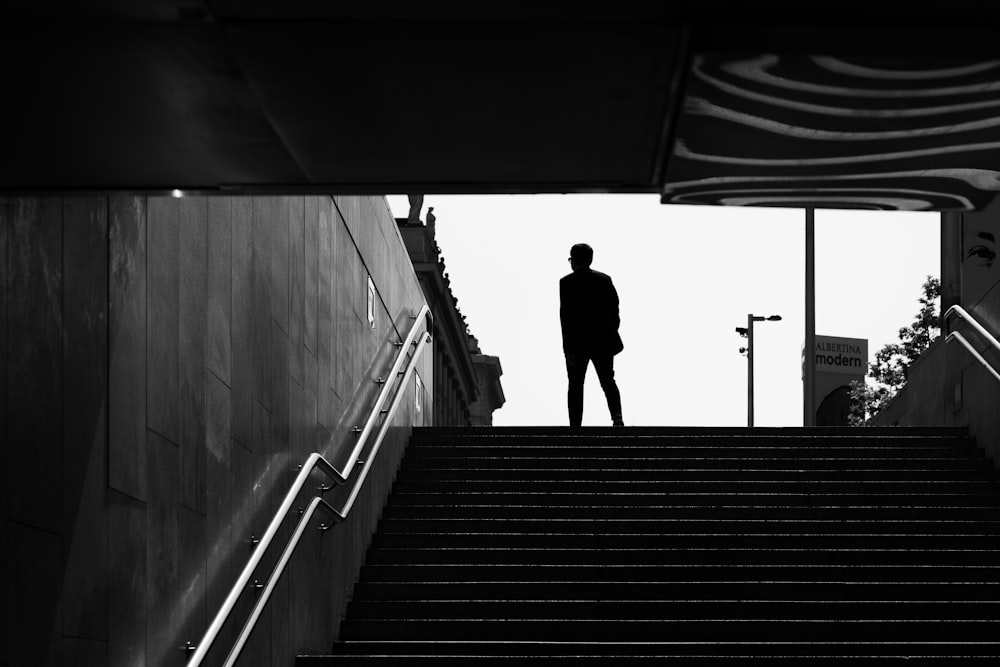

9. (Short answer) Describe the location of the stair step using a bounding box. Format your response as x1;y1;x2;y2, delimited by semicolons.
307;640;1000;661
380;507;1000;521
388;492;1000;507
400;457;992;471
363;547;1000;566
408;426;969;439
396;468;1000;482
375;517;1000;535
358;563;1000;583
391;479;1000;493
407;440;985;460
352;580;1000;601
372;532;1000;550
344;599;1000;620
410;431;977;442
337;618;1000;642
305;657;1000;666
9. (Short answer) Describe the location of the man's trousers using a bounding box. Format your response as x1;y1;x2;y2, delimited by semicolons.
566;351;623;427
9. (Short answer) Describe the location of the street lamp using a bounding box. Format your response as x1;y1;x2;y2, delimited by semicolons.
736;313;782;427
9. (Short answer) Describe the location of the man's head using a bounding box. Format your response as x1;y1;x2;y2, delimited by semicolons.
569;243;593;271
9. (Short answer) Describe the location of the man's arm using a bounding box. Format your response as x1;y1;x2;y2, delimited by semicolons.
609;277;620;330
560;278;570;352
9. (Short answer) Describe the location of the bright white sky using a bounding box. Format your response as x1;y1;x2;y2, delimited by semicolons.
387;195;940;427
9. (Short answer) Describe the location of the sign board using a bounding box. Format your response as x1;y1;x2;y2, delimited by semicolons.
803;335;868;426
814;335;868;375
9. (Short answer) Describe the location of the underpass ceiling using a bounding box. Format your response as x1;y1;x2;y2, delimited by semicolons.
5;2;1000;210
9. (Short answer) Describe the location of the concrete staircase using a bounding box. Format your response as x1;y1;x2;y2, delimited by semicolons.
299;426;1000;664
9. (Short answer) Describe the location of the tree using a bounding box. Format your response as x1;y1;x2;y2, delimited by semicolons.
848;276;941;425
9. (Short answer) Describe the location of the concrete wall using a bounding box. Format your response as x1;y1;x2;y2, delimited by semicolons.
873;210;1000;466
871;336;1000;464
1;195;432;666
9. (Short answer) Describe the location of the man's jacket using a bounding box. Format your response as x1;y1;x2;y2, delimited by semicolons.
560;268;623;355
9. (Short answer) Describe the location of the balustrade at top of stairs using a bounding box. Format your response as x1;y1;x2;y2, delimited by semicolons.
300;426;1000;665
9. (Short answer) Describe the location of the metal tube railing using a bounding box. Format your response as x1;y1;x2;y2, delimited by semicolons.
944;304;1000;381
219;330;432;667
946;331;1000;382
945;304;1000;352
186;306;432;667
221;495;337;667
335;331;432;520
184;452;343;667
340;305;432;482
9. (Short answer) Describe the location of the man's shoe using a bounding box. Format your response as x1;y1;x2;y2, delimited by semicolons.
612;419;624;427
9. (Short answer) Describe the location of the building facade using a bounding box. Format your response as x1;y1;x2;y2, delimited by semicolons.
397;202;505;427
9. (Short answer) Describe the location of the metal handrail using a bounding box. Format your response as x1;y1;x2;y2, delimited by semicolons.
222;495;338;667
340;304;432;482
944;304;1000;381
945;304;1000;352
186;305;432;667
220;330;432;667
946;331;1000;382
335;331;432;520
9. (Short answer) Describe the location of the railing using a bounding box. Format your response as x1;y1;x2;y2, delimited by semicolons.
186;305;433;667
944;304;1000;382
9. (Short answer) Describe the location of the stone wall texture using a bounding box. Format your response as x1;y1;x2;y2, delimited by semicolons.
1;194;432;666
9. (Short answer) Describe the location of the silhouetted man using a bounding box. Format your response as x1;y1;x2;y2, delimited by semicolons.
560;243;624;427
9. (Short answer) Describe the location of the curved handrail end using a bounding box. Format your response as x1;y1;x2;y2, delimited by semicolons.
946;330;1000;383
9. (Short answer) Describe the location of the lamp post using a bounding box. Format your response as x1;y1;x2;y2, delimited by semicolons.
804;207;816;426
736;313;782;427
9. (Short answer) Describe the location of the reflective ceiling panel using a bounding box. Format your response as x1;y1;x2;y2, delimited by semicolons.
662;54;1000;211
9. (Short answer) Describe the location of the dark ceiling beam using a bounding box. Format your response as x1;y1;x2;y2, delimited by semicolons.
690;23;1000;58
4;5;1000;209
651;20;693;189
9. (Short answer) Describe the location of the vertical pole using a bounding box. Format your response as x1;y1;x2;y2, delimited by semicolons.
748;313;754;428
804;208;816;427
940;211;962;329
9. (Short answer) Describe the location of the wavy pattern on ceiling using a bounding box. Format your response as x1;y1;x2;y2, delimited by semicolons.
662;54;1000;211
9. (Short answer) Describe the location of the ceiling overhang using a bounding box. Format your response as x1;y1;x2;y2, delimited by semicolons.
4;3;1000;210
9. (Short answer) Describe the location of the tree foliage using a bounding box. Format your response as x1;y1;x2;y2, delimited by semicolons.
848;276;941;425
